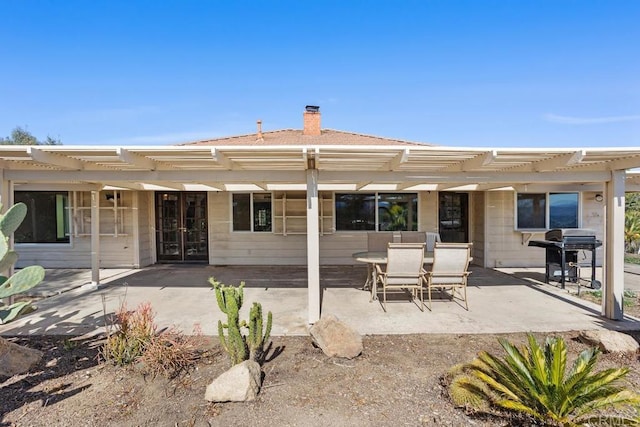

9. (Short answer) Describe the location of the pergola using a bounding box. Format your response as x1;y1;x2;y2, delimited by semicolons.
2;144;640;323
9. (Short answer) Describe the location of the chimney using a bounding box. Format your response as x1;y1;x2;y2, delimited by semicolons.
303;105;321;136
256;120;263;140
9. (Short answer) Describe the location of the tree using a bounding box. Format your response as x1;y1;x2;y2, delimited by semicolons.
0;126;61;145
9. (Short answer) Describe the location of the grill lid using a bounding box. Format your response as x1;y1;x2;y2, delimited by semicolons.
545;228;597;241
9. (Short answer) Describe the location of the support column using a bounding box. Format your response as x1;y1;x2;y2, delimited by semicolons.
603;170;625;320
306;168;320;324
131;191;140;268
91;190;101;286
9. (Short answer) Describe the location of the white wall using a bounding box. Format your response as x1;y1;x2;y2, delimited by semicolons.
484;191;604;268
137;191;154;267
16;190;137;268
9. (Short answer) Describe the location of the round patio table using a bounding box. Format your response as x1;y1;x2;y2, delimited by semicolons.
352;251;434;301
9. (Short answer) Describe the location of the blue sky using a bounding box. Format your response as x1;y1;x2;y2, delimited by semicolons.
1;1;638;147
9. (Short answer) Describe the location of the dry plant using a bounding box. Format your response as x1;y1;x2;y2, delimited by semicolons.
102;298;207;378
141;325;205;379
102;301;157;366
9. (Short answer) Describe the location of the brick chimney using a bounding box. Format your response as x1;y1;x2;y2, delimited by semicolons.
256;120;263;140
303;105;321;136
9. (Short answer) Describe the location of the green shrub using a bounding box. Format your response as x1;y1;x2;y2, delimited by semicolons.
584;290;637;308
448;334;640;425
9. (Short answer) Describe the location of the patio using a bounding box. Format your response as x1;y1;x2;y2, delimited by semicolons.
1;264;639;337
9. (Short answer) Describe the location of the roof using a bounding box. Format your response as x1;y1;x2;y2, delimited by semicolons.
180;129;429;147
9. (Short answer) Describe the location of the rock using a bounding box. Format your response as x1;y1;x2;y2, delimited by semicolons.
309;314;363;359
0;337;44;378
578;330;640;353
204;360;262;402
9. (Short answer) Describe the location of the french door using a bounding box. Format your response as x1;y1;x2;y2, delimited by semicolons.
155;192;208;262
438;192;469;243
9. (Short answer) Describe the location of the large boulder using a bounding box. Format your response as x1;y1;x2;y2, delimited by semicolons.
204;360;262;402
0;337;44;378
309;314;363;359
578;330;640;354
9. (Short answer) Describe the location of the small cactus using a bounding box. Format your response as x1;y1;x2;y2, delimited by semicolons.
209;277;272;366
246;302;272;363
0;202;45;324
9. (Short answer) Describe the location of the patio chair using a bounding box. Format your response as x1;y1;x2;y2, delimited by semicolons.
425;232;441;252
423;242;472;310
400;231;426;243
375;243;426;312
367;232;395;252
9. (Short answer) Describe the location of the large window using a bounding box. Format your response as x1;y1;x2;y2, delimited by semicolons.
232;193;272;232
516;192;579;230
15;191;70;243
335;193;418;231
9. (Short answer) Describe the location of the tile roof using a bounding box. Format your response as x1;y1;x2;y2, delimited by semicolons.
179;129;433;147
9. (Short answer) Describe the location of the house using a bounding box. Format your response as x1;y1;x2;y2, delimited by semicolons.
2;106;639;323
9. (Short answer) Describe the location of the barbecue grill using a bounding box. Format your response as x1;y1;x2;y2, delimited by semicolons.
528;229;602;289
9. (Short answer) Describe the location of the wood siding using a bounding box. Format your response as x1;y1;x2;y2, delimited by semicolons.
16;190;137;268
484;191;604;268
471;192;485;267
137;191;154;267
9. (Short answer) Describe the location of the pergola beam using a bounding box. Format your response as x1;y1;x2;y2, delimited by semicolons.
443;150;495;172
27;147;84;170
6;170;307;182
211;148;234;170
384;148;410;171
117;148;156;170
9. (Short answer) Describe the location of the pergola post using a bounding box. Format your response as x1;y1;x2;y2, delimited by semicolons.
306;168;320;324
91;190;101;286
603;170;625;320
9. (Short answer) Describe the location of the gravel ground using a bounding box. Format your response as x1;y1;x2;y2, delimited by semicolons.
2;331;639;427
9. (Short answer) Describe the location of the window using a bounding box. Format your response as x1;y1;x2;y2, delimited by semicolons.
516;192;579;230
15;191;70;243
335;193;418;231
232;193;272;232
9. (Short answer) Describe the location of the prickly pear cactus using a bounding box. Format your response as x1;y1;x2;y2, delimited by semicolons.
0;202;45;324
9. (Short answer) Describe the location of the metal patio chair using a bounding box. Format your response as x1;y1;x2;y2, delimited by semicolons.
375;243;426;312
423;242;472;310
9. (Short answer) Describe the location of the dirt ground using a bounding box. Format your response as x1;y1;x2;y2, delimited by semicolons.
1;331;639;427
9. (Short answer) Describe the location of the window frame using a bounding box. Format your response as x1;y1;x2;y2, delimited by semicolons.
334;192;419;232
515;191;581;231
14;190;72;246
230;192;273;233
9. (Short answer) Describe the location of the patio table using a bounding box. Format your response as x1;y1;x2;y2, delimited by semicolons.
352;250;434;301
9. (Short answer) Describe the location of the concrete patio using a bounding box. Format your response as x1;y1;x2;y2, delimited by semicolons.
1;264;639;337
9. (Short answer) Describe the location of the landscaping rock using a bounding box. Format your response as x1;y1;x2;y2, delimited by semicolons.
0;337;44;378
204;360;262;402
309;314;363;359
578;330;640;353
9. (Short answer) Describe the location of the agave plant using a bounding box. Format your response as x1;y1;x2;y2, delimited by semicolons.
449;334;640;426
